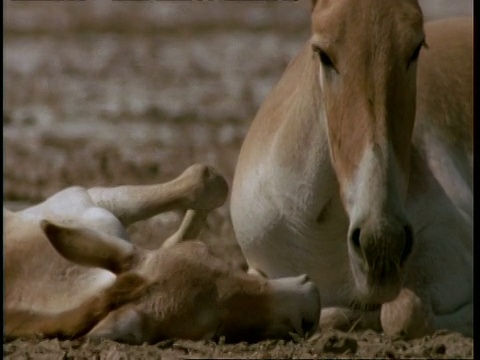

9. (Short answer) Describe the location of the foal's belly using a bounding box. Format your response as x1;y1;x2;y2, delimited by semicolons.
11;268;116;313
6;241;116;314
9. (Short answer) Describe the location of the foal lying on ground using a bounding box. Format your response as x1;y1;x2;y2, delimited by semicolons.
5;164;320;344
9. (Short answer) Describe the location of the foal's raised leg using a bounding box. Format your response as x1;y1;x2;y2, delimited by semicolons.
162;209;208;247
87;164;228;226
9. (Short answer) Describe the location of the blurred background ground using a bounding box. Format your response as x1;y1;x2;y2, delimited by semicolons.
4;0;473;358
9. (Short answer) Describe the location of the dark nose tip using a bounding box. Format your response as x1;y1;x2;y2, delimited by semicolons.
349;220;414;266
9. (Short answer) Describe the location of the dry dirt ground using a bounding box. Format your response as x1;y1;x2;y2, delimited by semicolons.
4;1;473;358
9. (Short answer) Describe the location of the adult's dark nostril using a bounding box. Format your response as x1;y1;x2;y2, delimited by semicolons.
400;225;414;265
350;228;361;249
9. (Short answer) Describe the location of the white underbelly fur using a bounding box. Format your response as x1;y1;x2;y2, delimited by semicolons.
232;165;355;307
13;268;116;314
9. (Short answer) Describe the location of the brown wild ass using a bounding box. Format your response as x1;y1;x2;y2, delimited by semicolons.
231;0;472;339
5;164;320;344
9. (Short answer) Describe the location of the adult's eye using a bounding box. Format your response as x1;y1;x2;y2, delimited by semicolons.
312;45;337;72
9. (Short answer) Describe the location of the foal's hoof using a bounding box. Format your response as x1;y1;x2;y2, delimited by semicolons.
182;164;229;210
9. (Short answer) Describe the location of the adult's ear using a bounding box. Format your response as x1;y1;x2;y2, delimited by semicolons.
40;220;135;274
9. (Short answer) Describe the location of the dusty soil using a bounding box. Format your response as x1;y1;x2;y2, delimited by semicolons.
4;1;473;358
3;331;473;359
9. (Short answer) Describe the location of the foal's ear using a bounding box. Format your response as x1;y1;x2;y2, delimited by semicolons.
311;0;318;11
40;220;135;274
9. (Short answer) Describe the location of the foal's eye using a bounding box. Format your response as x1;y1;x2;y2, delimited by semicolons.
407;41;424;68
312;45;337;72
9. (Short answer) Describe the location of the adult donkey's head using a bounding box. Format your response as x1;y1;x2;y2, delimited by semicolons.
310;0;426;303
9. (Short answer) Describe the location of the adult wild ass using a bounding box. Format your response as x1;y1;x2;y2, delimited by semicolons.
231;0;472;339
5;164;320;344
